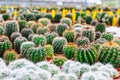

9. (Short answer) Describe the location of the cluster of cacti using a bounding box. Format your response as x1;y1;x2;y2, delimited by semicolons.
3;49;17;64
21;28;34;39
18;20;27;31
27;46;46;63
14;37;27;53
4;21;19;37
95;23;106;33
100;32;113;41
45;45;54;58
63;43;77;59
52;37;67;54
63;28;76;42
20;41;35;58
38;18;51;26
32;34;46;46
37;27;49;35
0;26;4;35
81;27;95;42
76;45;97;65
60;18;72;26
56;23;68;36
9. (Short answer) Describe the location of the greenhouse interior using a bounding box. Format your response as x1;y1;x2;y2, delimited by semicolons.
0;0;120;80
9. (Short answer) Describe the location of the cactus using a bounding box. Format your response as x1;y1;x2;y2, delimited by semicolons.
3;49;17;64
27;46;46;63
27;21;36;28
45;45;54;58
60;18;72;26
28;34;34;41
52;37;67;54
54;13;62;23
31;23;42;33
18;20;27;31
16;14;25;20
45;32;58;44
20;41;35;58
47;24;56;32
98;42;120;68
100;32;113;42
53;56;66;66
4;21;19;37
63;43;77;59
76;37;90;47
95;31;101;40
2;13;10;21
34;13;44;21
76;45;97;65
44;13;53;21
0;26;4;35
14;37;27;53
38;18;51;26
65;13;72;19
0;35;12;57
56;23;68;36
32;34;46;46
63;28;76;42
95;23;106;33
73;24;82;28
21;28;34;39
37;27;49;35
85;16;92;24
108;16;113;26
23;13;35;21
10;32;22;44
81;27;95;42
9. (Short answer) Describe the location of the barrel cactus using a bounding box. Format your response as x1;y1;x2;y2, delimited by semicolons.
32;34;46;46
56;23;68;36
52;37;67;54
4;21;19;37
65;13;72;19
100;32;113;42
85;16;92;24
76;37;90;47
95;23;106;33
0;35;12;57
60;18;72;26
63;28;76;42
0;26;4;35
45;45;54;58
20;41;35;58
53;56;66;66
47;24;56;32
37;27;49;35
81;27;95;42
21;28;34;39
38;18;51;26
23;13;35;21
14;37;27;53
44;13;53;21
2;13;10;21
31;23;42;33
45;32;58;45
18;20;27;31
27;21;36;28
98;42;120;68
27;46;46;63
3;49;17;64
76;45;97;65
54;13;62;23
63;43;77;59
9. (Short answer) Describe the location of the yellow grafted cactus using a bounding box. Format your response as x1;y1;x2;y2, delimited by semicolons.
86;10;90;16
92;10;97;19
51;9;55;18
14;9;18;17
62;9;66;18
112;16;117;26
72;9;76;22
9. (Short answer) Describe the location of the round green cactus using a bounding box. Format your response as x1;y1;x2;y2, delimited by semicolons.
14;37;27;53
0;35;12;57
32;34;46;46
45;32;58;44
100;32;113;41
0;26;4;35
28;34;34;41
37;27;49;35
45;45;54;58
44;13;53;21
31;23;42;33
54;13;62;23
85;16;92;24
63;43;77;59
27;46;46;63
63;28;76;42
16;14;25;20
21;28;34;39
76;45;97;65
27;21;36;28
23;13;35;21
81;27;95;42
65;13;72;19
18;20;27;31
60;18;72;26
4;21;19;37
52;37;67;54
2;13;10;21
38;18;51;26
34;13;44;21
98;42;120;68
3;49;17;64
76;37;90;47
47;24;56;32
53;56;66;66
56;23;68;36
20;41;35;58
95;23;106;33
